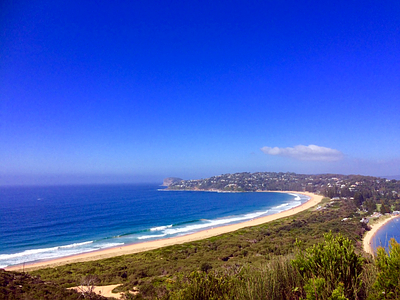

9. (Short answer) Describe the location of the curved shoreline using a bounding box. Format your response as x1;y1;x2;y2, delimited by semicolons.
6;191;323;272
363;215;400;255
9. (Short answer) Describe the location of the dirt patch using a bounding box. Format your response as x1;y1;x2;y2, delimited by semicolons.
69;284;137;299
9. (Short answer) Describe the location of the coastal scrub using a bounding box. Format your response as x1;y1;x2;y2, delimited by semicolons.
373;238;400;299
292;232;364;299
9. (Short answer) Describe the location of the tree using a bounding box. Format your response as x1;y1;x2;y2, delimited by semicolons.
364;199;377;214
380;203;391;214
353;193;365;207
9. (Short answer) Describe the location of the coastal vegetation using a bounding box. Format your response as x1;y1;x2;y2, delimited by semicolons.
1;172;400;299
168;172;400;214
0;269;106;299
374;238;400;298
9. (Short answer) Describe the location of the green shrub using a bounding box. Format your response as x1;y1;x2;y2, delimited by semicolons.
373;238;400;299
330;283;348;300
235;256;304;300
303;277;328;300
292;231;364;299
169;271;236;300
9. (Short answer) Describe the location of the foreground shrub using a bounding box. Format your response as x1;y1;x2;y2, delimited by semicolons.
236;256;304;300
166;256;304;300
169;271;236;300
292;231;364;299
373;238;400;299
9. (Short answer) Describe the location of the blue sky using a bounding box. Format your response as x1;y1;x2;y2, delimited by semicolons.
1;0;399;185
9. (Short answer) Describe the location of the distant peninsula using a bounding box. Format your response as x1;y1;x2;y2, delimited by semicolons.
162;177;183;186
167;172;400;200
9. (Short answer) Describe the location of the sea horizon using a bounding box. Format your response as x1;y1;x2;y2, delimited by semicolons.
0;184;309;268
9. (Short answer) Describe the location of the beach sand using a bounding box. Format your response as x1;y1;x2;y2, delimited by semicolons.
68;284;126;299
6;191;323;272
363;215;399;255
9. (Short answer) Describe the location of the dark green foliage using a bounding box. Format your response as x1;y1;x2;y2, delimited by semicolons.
292;232;364;299
169;271;236;300
354;193;365;207
373;239;400;299
234;255;304;300
200;262;213;273
302;277;330;300
0;269;106;300
329;283;348;300
379;201;391;214
364;199;377;214
169;258;304;300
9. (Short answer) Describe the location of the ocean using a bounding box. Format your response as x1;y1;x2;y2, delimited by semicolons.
0;184;308;268
372;217;400;252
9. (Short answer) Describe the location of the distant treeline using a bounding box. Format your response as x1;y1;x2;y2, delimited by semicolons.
169;172;400;213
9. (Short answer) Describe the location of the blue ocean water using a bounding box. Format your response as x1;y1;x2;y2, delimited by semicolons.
372;217;400;252
0;184;308;268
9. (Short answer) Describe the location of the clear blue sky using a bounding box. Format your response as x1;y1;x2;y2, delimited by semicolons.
1;0;399;185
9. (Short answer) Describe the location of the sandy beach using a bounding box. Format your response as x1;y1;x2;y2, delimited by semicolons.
363;215;400;255
6;191;322;272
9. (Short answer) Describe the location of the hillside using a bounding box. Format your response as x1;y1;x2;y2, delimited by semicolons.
169;172;400;204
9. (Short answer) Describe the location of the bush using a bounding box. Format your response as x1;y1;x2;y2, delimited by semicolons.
236;256;304;300
292;231;364;299
169;271;236;300
373;238;400;299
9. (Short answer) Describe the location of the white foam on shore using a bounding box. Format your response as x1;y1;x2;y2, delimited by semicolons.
0;241;124;268
141;198;305;238
0;241;94;260
273;203;289;209
137;233;167;240
289;193;302;200
150;225;172;231
59;241;94;249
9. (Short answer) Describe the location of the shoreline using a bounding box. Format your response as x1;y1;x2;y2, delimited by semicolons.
363;215;400;255
6;191;323;272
